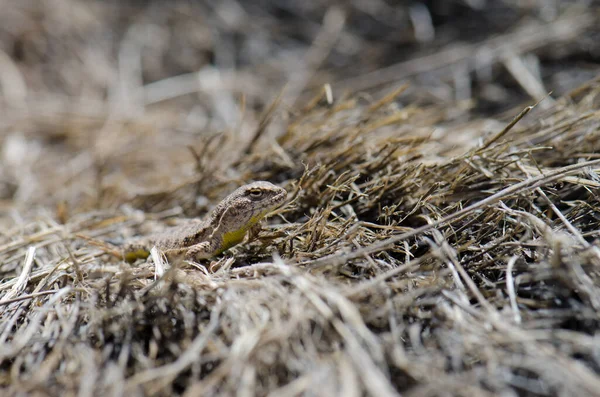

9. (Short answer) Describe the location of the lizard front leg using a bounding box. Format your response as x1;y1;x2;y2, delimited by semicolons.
246;222;263;242
160;247;189;261
143;242;213;270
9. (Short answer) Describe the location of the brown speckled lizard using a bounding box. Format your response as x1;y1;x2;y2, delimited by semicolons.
122;181;287;262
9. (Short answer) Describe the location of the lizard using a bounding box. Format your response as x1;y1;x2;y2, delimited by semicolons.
121;181;287;263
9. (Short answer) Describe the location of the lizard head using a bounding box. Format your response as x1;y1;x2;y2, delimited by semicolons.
211;181;287;231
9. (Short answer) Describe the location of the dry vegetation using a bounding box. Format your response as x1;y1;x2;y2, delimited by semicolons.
1;1;600;396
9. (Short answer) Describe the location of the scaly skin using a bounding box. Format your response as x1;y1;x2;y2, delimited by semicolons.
122;181;287;262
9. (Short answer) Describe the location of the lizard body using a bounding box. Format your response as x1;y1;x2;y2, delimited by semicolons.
122;181;286;262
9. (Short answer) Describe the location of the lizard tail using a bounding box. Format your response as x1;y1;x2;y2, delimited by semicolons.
74;233;122;258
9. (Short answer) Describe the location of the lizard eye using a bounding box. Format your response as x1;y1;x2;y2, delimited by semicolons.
248;189;264;199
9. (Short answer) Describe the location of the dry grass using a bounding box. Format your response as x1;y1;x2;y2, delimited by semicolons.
1;1;600;396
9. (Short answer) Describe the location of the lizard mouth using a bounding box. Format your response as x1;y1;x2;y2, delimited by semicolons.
274;190;287;204
254;190;287;217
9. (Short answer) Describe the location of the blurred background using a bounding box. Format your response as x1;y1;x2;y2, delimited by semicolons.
0;0;598;211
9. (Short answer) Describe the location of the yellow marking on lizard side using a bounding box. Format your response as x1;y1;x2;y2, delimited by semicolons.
216;213;265;255
218;228;248;254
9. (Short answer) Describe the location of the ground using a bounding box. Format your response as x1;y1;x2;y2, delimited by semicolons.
0;1;600;396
